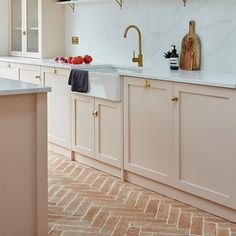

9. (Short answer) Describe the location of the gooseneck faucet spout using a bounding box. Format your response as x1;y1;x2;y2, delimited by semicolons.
123;25;143;67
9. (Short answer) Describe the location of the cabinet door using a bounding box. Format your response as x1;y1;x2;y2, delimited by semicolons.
124;77;173;183
18;64;41;84
72;94;95;157
26;0;39;54
0;62;18;80
173;83;236;209
94;99;122;168
42;67;71;149
11;0;23;53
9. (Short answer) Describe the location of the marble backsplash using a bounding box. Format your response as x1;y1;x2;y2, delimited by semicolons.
65;0;236;73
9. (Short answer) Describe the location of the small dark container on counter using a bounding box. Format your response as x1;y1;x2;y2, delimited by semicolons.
170;45;179;70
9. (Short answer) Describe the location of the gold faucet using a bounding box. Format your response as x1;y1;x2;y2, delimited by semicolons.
124;25;143;67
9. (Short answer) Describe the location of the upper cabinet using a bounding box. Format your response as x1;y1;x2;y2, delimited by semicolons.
10;0;65;58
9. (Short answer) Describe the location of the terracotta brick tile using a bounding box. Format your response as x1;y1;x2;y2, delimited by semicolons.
91;176;107;189
57;192;77;207
62;165;76;175
48;223;54;232
156;202;169;220
190;217;203;235
48;153;236;236
54;225;98;233
48;214;81;221
73;199;92;217
48;206;72;216
217;228;230;236
51;189;69;202
69;167;84;178
49;185;63;198
205;217;229;223
100;216;120;234
91;210;109;228
116;186;132;201
145;199;159;214
139;233;152;236
125;191;140;208
82;206;100;222
121;216;166;224
100;178;115;193
76;169;91;182
167;208;180;225
134;192;150;210
84;172;100;185
204;222;217;236
108;182;124;196
178;212;191;229
112;220;129;235
48;229;63;236
141;226;189;234
56;161;71;171
64;195;84;212
127;226;140;236
62;232;99;236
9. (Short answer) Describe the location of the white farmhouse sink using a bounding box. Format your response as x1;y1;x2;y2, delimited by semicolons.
86;66;141;101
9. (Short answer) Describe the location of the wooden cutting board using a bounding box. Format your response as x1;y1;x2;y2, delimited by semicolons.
180;20;201;70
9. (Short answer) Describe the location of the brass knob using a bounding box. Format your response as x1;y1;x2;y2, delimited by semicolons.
35;75;41;80
171;96;179;102
8;64;11;68
144;80;151;88
22;31;26;36
53;68;57;74
92;110;98;117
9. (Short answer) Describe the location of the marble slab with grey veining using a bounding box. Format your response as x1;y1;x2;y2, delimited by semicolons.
1;56;236;89
0;78;51;95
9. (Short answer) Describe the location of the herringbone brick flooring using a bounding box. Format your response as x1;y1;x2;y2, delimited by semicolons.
48;152;236;236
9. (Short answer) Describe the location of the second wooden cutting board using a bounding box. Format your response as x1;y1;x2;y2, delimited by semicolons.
180;20;201;70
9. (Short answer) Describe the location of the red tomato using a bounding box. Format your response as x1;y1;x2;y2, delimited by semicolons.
67;57;73;64
77;56;84;64
84;55;93;64
71;57;79;64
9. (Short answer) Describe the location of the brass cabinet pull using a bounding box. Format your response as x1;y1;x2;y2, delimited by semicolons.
92;110;98;117
171;96;179;102
8;63;11;68
22;31;26;36
144;79;151;88
35;75;41;80
53;68;57;74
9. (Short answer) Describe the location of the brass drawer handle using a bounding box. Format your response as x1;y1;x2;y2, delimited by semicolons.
144;80;151;88
22;31;26;36
53;68;57;74
35;75;41;80
171;96;179;102
8;63;11;68
92;110;98;117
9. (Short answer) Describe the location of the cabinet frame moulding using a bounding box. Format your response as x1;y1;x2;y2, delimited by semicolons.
56;0;123;12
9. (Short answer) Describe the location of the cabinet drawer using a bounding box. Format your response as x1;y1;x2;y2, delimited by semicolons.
0;62;18;80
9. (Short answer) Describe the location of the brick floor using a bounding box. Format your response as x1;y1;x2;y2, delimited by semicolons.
48;152;236;236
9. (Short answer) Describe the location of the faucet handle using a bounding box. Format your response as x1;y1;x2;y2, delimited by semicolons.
133;51;136;59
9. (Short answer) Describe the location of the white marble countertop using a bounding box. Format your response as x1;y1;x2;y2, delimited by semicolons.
1;56;236;89
0;56;112;70
0;78;51;96
119;68;236;89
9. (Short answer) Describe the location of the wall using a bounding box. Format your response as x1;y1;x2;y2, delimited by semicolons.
65;0;236;73
0;0;8;55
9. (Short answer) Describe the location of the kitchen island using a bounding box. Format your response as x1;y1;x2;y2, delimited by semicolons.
0;78;50;236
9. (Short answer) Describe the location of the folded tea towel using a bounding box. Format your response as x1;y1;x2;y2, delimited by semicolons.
68;69;89;93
